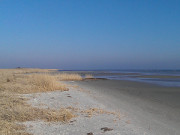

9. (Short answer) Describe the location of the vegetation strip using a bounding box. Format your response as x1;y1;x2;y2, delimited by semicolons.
0;69;82;135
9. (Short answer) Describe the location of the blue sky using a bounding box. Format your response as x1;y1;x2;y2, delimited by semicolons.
0;0;180;69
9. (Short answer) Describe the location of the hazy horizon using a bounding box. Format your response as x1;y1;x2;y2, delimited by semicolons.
1;0;180;69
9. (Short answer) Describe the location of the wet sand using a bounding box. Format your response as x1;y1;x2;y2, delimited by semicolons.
75;79;180;135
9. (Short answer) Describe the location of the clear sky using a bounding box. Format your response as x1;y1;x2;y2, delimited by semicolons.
0;0;180;69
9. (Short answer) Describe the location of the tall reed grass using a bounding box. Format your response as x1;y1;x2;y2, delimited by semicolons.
29;74;68;92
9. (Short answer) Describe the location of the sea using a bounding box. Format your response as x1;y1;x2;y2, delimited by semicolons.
59;69;180;87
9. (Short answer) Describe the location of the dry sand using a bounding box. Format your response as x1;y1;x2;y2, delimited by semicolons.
22;81;149;135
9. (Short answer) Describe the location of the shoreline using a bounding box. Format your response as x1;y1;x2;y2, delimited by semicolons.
58;70;180;87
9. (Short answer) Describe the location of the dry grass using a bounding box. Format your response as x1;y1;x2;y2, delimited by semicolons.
0;69;74;135
29;74;68;92
56;73;83;81
0;74;68;94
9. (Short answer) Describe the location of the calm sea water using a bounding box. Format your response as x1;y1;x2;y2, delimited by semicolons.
60;70;180;87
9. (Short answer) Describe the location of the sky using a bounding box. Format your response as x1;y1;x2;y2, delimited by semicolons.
0;0;180;69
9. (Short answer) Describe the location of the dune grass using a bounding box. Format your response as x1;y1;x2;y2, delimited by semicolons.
56;73;83;81
0;69;74;135
29;74;68;92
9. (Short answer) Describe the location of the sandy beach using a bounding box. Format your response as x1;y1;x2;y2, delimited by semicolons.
23;81;146;135
21;78;180;135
